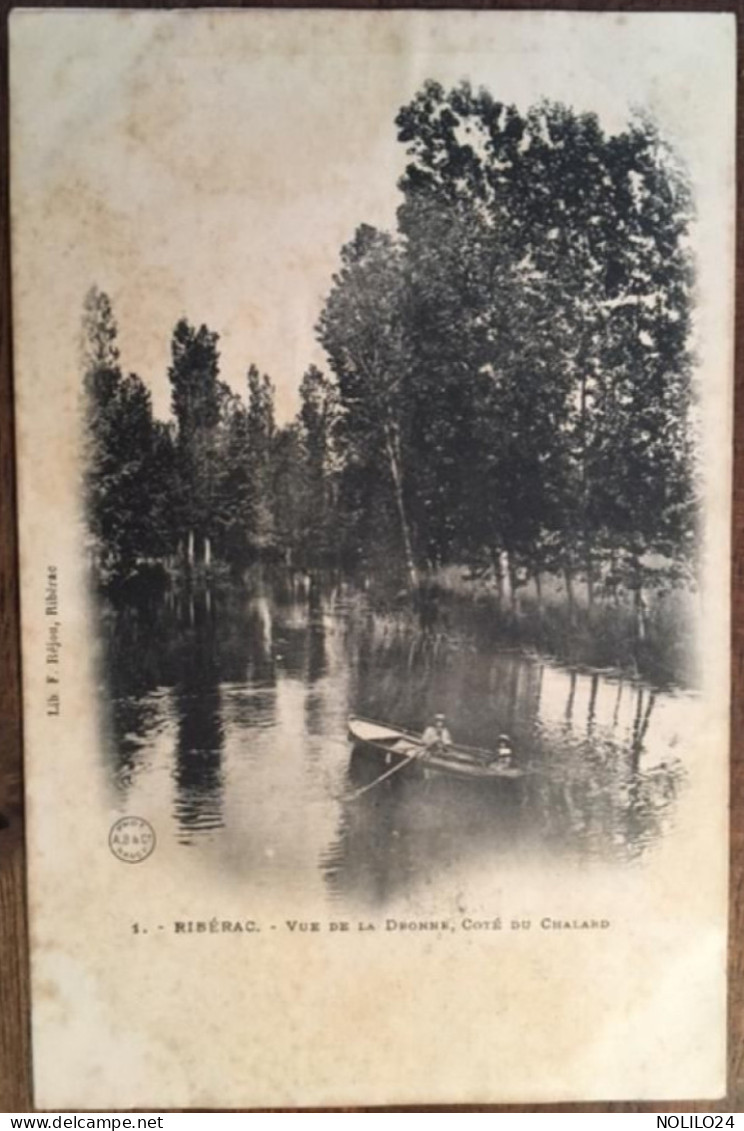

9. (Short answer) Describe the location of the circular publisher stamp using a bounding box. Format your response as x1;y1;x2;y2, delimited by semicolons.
109;816;156;863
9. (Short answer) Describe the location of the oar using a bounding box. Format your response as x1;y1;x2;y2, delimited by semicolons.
343;750;421;802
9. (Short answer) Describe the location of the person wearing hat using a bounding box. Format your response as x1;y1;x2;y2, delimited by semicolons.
421;713;452;756
492;734;514;767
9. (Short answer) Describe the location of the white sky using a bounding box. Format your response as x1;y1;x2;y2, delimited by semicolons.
10;9;735;423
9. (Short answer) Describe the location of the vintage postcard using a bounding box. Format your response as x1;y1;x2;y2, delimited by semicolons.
10;8;735;1108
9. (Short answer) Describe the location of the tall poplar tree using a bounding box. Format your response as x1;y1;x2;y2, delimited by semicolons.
81;287;161;576
317;225;419;590
168;319;221;566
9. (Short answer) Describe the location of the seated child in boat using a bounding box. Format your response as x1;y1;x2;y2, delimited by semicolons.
492;734;514;767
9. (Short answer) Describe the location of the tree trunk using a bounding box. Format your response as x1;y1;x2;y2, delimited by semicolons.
507;660;520;729
508;560;519;614
383;422;418;592
585;554;595;609
187;529;195;567
609;549;620;608
534;570;544;616
564;567;576;624
534;663;545;715
490;547;505;609
204;535;212;567
634;585;647;643
501;550;512;610
632;556;647;643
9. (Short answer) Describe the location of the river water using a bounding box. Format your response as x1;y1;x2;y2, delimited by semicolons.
100;574;697;909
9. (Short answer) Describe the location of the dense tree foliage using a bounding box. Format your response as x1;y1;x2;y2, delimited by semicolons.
82;295;339;578
319;86;696;615
82;287;165;574
82;85;697;657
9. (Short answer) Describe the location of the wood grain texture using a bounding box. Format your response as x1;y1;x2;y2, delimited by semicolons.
0;0;32;1112
0;0;741;1113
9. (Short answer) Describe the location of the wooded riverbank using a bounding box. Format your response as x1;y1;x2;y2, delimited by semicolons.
99;562;698;692
82;83;698;691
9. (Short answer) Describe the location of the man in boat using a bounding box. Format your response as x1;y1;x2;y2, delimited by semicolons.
421;713;452;757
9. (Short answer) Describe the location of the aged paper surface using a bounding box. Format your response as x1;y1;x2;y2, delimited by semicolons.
10;9;735;1108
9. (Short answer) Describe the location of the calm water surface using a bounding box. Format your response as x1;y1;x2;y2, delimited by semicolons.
101;575;696;908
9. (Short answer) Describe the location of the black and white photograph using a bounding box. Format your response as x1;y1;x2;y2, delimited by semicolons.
10;9;734;1106
77;24;705;908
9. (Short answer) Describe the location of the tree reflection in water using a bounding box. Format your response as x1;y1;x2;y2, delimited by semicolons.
99;574;690;906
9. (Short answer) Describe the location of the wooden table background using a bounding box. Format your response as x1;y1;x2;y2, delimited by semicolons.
0;0;741;1112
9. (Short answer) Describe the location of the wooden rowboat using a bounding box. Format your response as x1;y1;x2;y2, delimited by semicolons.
347;716;525;784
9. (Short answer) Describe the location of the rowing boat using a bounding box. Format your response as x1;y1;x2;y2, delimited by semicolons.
347;716;525;783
